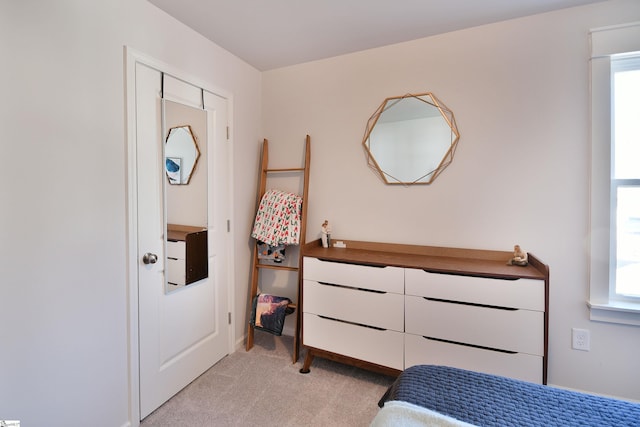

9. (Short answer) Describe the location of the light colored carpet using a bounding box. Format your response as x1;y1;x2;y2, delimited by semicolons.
140;333;396;426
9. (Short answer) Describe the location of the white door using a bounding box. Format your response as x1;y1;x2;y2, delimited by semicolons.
134;63;230;419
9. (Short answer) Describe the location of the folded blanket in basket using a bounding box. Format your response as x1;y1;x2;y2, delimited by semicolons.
251;189;302;247
250;293;294;336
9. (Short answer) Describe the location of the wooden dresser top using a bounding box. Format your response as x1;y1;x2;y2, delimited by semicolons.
302;239;548;281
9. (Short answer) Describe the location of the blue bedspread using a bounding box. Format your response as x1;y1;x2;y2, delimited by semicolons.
379;365;640;426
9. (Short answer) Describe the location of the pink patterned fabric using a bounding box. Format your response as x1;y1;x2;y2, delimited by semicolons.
251;189;302;246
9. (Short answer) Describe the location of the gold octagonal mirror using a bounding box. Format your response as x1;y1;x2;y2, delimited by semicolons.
362;92;459;185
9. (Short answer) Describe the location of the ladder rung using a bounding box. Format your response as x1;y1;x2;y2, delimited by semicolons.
265;167;305;173
256;264;299;272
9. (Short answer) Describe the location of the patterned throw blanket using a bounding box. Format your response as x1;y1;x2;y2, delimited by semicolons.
251;189;302;247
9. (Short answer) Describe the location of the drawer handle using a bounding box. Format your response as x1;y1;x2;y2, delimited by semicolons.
317;258;386;268
318;281;386;294
424;336;517;354
318;315;386;331
423;297;517;311
420;270;519;281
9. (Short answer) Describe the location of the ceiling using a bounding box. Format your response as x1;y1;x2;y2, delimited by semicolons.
148;0;604;71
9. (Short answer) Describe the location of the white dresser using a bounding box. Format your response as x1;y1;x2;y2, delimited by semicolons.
300;240;549;384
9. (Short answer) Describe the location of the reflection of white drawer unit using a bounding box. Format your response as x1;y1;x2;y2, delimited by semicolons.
302;257;405;371
166;240;187;285
404;269;545;383
300;240;549;384
166;224;208;287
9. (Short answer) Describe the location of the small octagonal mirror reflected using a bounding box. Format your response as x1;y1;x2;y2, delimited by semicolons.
362;92;459;185
165;125;201;185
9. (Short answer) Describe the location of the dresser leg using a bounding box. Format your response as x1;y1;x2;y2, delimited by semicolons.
299;350;314;374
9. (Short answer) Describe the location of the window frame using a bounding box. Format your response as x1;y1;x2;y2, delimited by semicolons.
588;22;640;326
609;55;640;301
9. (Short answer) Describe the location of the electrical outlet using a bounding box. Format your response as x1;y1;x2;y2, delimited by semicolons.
572;328;590;351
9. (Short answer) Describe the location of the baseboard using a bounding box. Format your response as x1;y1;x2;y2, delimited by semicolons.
235;336;245;351
281;324;295;337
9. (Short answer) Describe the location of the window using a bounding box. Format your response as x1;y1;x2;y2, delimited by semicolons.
589;22;640;325
611;55;640;300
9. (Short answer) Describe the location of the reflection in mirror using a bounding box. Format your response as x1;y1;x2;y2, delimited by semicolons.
362;92;459;185
162;100;208;293
165;125;200;185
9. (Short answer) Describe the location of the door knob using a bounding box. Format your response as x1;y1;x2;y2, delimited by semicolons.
143;252;158;265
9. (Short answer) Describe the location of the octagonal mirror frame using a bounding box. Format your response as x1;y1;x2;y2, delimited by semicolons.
362;92;460;185
165;125;201;185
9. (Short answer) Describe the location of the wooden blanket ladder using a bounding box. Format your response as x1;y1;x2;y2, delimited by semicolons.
245;135;310;363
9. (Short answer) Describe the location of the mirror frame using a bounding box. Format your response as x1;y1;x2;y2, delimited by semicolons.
362;92;460;185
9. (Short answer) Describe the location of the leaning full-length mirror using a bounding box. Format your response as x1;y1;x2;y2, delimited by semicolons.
362;92;459;185
162;100;208;293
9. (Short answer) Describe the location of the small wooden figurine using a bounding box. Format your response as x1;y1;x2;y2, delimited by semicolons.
507;244;528;266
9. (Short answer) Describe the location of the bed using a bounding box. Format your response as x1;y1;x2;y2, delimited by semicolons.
373;365;640;426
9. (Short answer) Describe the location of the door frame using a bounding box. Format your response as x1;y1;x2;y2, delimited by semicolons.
124;46;235;426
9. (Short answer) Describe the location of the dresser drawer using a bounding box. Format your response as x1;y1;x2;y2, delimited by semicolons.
167;240;186;260
405;268;544;311
303;313;404;370
167;258;185;285
303;257;404;294
405;295;544;355
405;333;543;384
303;280;404;331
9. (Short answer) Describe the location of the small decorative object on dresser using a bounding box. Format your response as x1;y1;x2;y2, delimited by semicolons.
507;244;528;266
321;220;331;248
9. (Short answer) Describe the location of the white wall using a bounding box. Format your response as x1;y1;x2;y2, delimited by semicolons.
0;1;261;426
262;0;640;401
